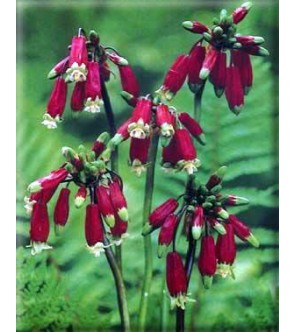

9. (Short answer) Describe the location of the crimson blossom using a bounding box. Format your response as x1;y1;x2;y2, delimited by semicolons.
42;28;139;128
108;96;206;176
25;132;129;256
155;2;269;114
143;166;259;308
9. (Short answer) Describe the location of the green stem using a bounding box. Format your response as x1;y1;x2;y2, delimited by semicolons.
138;130;160;331
100;78;122;269
100;77;119;173
161;278;168;332
104;243;131;332
194;83;205;122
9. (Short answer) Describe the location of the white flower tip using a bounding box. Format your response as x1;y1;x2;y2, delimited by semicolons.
86;242;106;257
27;242;53;255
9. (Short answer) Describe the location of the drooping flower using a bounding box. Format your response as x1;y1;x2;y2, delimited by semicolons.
129;137;150;176
74;186;87;208
143;198;179;235
71;81;85;112
155;54;189;101
85;203;105;257
109;181;129;222
198;235;217;289
84;61;104;113
54;187;71;232
66;35;88;82
28;202;52;255
42;77;68;129
157;214;178;258
187;43;206;93
27;168;69;193
166;252;188;310
216;223;237;279
128;97;152;139
191;206;204;240
96;185;116;227
47;56;70;80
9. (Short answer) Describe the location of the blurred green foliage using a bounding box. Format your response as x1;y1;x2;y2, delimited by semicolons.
16;0;278;331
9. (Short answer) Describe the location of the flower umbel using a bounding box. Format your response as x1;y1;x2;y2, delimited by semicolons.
43;28;140;128
143;165;259;303
25;133;130;255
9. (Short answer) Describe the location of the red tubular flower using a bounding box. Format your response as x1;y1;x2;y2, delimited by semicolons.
100;62;111;82
109;181;129;222
118;65;140;98
47;56;70;79
187;43;206;93
206;166;227;190
143;198;179;235
162;135;180;169
241;45;269;56
222;195;249;206
110;215;128;241
156;54;189;101
71;81;85;111
229;214;259;247
108;117;134;148
29;202;52;255
216;223;236;278
174;128;200;174
25;185;61;216
199;46;219;80
129;137;150;176
158;214;178;257
156;104;175;138
191;206;204;240
66;35;88;82
84;61;104;113
198;235;217;288
92;132;110;158
178;112;205;145
74;186;87;208
128;98;152;139
182;21;210;34
96;185;115;227
232;51;253;95
214;206;229;220
231;1;253;24
235;35;264;46
28;168;69;193
209;51;227;97
166;252;188;309
54;188;71;228
42;77;68;129
206;215;227;235
85;203;105;256
225;65;244;114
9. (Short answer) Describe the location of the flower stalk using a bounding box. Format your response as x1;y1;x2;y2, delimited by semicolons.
138;129;160;331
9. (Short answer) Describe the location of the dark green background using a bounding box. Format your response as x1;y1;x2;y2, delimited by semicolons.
16;1;279;331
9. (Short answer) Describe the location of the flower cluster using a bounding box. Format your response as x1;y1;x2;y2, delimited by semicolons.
143;166;259;309
42;28;139;128
108;96;205;176
25;132;129;256
156;2;269;114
